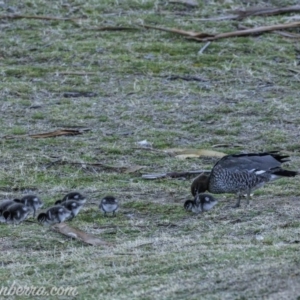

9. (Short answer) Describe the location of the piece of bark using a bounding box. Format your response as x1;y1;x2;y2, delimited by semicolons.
30;129;88;138
52;223;111;246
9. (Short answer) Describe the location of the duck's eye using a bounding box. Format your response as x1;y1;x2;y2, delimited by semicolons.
205;197;210;202
34;198;38;202
75;195;79;199
103;199;106;203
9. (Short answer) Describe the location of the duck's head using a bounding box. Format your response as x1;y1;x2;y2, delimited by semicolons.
191;173;210;196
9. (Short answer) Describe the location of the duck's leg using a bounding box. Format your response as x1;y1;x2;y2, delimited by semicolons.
232;193;241;208
246;190;251;206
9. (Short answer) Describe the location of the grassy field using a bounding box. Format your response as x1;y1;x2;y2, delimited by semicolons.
1;0;300;299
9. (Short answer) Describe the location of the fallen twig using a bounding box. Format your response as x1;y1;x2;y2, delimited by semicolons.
237;23;300;39
198;42;211;55
0;14;81;21
56;71;98;76
196;5;300;21
169;0;198;8
91;26;140;31
44;159;144;173
166;75;208;82
30;129;90;138
142;170;210;180
1;129;90;140
274;31;300;38
233;5;300;21
142;22;300;42
141;24;214;39
190;22;300;42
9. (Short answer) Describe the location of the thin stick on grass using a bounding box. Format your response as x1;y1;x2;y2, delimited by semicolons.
142;22;300;42
0;14;81;21
195;5;300;21
198;41;211;54
142;170;210;179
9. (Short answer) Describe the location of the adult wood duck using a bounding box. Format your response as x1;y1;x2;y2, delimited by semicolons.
191;151;298;207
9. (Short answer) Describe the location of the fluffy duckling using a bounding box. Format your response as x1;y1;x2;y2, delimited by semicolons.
99;196;118;217
61;192;86;205
54;199;83;220
14;195;43;217
37;206;71;225
3;203;31;224
0;200;18;222
184;193;218;214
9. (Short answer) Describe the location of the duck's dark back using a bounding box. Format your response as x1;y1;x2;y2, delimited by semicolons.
213;152;290;172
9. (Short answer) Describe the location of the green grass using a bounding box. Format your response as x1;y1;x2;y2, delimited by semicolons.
0;0;300;299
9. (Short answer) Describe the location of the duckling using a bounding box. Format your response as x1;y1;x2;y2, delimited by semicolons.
14;195;43;217
3;203;31;224
184;193;218;214
61;192;86;205
99;196;118;217
37;206;71;225
0;200;17;222
54;199;83;220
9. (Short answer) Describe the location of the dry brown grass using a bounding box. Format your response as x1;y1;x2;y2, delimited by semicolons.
0;0;300;299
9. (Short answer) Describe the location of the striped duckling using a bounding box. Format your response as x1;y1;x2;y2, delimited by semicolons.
54;199;84;220
100;196;118;217
37;206;71;225
14;195;43;217
191;151;298;208
0;200;16;222
2;203;31;224
184;193;218;214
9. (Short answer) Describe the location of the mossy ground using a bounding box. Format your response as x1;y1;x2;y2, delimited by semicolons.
1;0;300;299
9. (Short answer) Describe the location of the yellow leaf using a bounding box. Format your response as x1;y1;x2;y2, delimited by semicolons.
164;148;226;158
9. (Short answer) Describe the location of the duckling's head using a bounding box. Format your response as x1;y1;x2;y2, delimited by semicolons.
101;196;118;205
184;200;194;212
191;173;210;196
20;195;43;216
57;207;71;221
62;192;86;204
196;193;218;212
